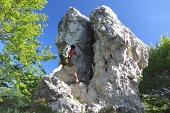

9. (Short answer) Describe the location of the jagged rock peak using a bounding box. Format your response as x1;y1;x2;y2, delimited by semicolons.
88;5;149;112
55;6;94;84
91;5;117;21
66;7;89;21
67;7;81;14
90;5;149;69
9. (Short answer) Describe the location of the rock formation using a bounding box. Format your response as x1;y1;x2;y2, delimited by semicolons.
55;7;94;84
32;5;149;113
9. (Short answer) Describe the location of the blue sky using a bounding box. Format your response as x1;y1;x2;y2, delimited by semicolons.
1;0;170;74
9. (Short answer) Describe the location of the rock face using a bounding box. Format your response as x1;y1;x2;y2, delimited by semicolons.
55;7;94;83
32;6;149;113
32;76;85;113
87;6;149;112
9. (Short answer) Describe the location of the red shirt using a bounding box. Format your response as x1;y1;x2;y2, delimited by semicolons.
68;49;77;57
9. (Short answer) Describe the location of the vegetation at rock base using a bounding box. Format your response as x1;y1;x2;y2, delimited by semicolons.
139;34;170;113
0;0;56;112
0;97;59;113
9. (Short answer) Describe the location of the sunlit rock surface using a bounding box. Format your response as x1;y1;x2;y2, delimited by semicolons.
55;7;94;84
33;5;149;113
87;5;149;112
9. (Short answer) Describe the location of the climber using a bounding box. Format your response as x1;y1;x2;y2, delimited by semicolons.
49;44;81;83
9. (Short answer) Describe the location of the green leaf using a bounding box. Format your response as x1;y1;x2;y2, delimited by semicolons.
0;0;55;99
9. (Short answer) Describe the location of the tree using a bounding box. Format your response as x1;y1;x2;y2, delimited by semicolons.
0;0;56;98
139;34;170;112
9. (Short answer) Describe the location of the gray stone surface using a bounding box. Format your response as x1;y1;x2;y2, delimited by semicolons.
55;7;94;83
32;76;72;102
32;5;149;113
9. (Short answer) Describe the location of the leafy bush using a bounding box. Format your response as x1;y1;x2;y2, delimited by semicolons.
139;34;170;113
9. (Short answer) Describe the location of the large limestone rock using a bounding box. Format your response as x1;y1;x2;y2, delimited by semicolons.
87;5;149;112
32;76;85;113
55;7;94;83
71;6;149;112
32;5;149;113
32;76;72;102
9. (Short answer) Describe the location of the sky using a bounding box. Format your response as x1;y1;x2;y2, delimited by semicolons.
1;0;170;74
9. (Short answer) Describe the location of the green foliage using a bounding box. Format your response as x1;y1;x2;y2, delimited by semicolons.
0;0;56;99
73;97;80;103
139;34;170;112
143;95;170;113
0;96;59;113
